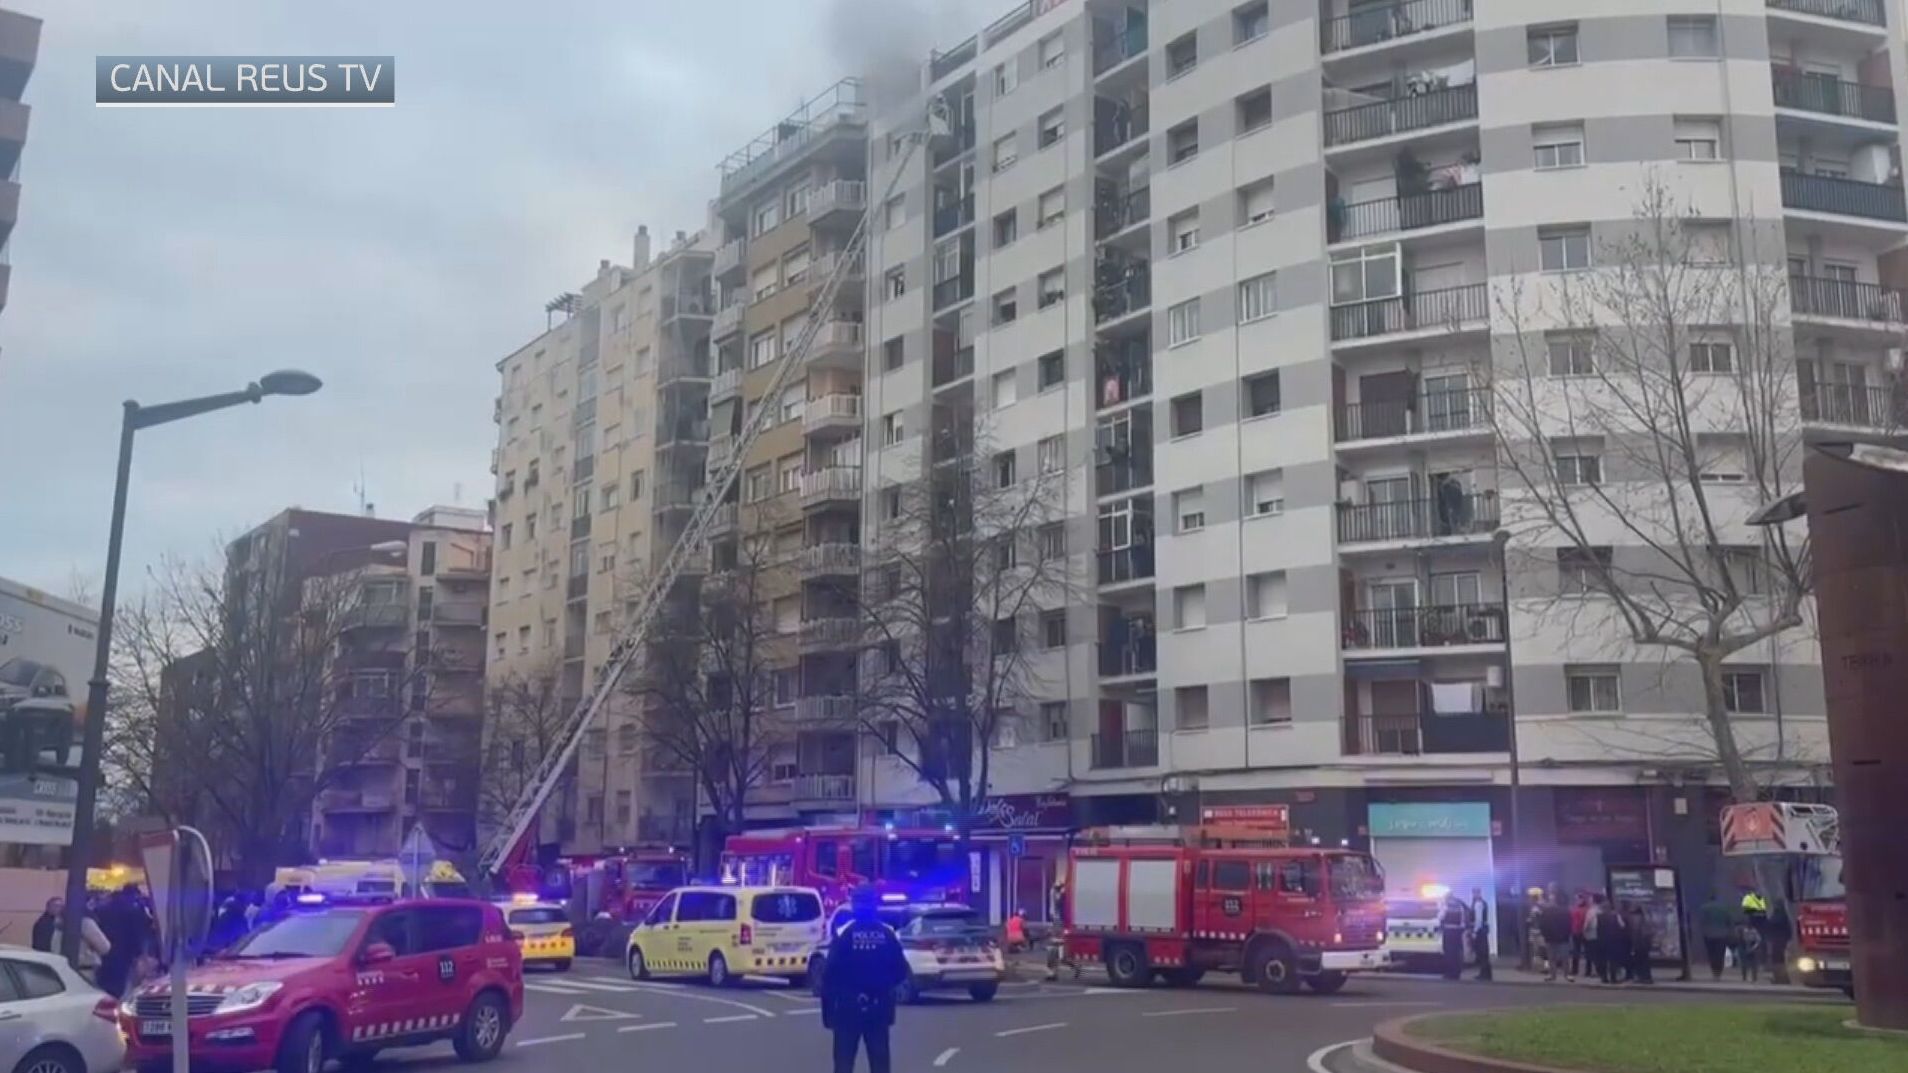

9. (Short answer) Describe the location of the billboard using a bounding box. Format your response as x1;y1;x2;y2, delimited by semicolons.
0;576;98;845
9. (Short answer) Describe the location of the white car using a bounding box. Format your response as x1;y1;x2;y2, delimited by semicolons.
0;946;126;1073
810;903;1003;1003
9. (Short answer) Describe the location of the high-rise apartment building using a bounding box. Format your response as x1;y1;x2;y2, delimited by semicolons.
488;229;714;856
0;5;41;316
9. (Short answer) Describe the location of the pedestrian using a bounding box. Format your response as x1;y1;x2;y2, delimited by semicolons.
1597;896;1626;984
1568;892;1590;980
48;904;112;985
1520;888;1542;973
1045;877;1079;981
1439;894;1468;981
1737;918;1763;982
1697;893;1737;981
1468;886;1493;981
1581;893;1602;982
96;883;154;999
820;885;910;1073
210;897;250;952
30;897;61;953
1004;910;1027;954
1765;900;1792;984
1626;903;1654;984
1538;893;1573;982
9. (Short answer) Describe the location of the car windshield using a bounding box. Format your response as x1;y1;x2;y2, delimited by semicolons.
1797;856;1845;902
884;838;961;884
628;861;686;888
910;909;983;938
227;909;365;958
509;907;568;926
429;881;473;899
1328;855;1386;901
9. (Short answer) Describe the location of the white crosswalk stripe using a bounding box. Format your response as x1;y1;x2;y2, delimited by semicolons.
524;982;591;995
552;979;642;993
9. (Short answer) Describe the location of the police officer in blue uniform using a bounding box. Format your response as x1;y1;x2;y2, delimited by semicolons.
821;885;910;1073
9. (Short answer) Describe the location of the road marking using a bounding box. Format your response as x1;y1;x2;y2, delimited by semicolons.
1330;1001;1444;1009
704;1014;759;1024
933;1047;959;1067
996;1022;1066;1038
1306;1039;1360;1073
618;983;780;1018
524;982;589;995
1142;1006;1237;1017
554;979;642;993
617;1022;677;1033
515;1034;586;1048
769;991;818;1004
560;1004;641;1023
783;1007;820;1016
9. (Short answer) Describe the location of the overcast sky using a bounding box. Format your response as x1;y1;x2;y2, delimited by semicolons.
0;0;1007;599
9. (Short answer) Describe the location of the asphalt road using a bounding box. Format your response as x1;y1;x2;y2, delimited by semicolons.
349;963;1848;1073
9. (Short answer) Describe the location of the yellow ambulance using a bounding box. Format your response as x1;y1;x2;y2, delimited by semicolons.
624;885;824;987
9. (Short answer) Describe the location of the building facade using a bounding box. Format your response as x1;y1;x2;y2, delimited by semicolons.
0;5;38;318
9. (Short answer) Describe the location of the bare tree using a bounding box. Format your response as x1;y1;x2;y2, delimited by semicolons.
1489;175;1814;804
474;659;571;853
847;434;1076;840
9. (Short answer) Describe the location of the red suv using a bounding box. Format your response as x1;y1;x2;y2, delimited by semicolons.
123;899;524;1073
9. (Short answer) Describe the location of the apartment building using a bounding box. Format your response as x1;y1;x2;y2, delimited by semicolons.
856;0;1876;910
488;228;714;856
0;6;40;316
309;507;492;859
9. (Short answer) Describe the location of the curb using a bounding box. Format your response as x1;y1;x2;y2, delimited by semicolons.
1371;1009;1602;1073
1476;975;1817;999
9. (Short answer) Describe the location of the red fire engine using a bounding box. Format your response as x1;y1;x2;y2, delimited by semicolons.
722;826;970;908
1062;816;1388;994
1722;802;1850;995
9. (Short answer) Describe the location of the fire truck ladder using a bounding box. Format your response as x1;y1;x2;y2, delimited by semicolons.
477;100;950;883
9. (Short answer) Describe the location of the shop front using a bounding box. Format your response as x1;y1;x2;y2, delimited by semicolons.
1367;801;1498;954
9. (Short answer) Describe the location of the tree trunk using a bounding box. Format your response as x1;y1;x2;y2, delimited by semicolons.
1702;653;1802;982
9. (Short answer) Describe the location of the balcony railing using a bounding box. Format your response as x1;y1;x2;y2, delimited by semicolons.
707;502;739;534
810;251;866;290
800;466;863;505
1094;269;1152;324
1095;354;1151;410
713;238;745;280
809;180;867;221
1324;83;1478;147
711;367;743;401
1337;492;1499;544
1335;386;1492;442
1095;456;1153;496
1791;275;1907;323
930;121;976;168
1772;68;1896;124
431;601;487;627
1097;545;1156;585
342;603;408;631
707;434;736;470
799;617;861;650
792;773;856;803
1091;729;1159;769
795;695;857;723
809;320;865;362
1094;186;1151;240
1781;170;1908;222
1322;0;1475;54
1099;635;1158;678
713;301;745;339
1330;282;1488;341
933;273;975;311
1799;382;1905;429
1766;0;1885;27
804;393;862;433
1344;711;1508;756
934;193;975;237
1342;603;1507;650
1093;22;1147;75
933;345;975;386
1331;182;1482;242
799;542;861;576
1093;102;1149;158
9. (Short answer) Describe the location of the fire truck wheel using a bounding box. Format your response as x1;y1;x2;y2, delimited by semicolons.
1305;971;1348;994
1104;943;1150;988
1250;943;1301;995
1159;968;1205;988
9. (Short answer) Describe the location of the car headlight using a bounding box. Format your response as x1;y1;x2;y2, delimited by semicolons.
1795;957;1818;974
214;982;284;1014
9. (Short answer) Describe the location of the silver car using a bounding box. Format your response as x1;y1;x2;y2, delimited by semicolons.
0;946;126;1073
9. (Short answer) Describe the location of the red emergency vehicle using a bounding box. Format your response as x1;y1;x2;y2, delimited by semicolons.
722;826;968;908
1721;802;1849;995
1062;820;1388;994
599;849;690;920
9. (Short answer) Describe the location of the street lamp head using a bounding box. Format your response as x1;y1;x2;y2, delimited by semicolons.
1746;491;1807;528
258;369;323;397
367;540;408;555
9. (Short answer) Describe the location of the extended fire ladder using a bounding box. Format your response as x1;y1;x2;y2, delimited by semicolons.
476;101;948;882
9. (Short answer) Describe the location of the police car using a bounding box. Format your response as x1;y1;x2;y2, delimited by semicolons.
809;899;1002;1003
1382;887;1449;972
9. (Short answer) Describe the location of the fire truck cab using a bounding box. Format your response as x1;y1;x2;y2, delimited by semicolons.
722;827;969;909
1063;823;1388;994
1721;802;1849;995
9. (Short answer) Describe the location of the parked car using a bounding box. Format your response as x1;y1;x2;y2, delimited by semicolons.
0;945;125;1073
808;900;1002;1003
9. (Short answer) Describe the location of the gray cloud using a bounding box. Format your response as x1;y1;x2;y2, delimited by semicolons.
0;0;1009;594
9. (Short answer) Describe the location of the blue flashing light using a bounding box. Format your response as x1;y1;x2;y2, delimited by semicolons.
942;823;955;834
882;821;895;832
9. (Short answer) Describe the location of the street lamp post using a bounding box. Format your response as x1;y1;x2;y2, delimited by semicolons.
1492;529;1523;930
60;371;322;964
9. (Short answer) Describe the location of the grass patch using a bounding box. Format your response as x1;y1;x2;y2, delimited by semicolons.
1409;1005;1905;1073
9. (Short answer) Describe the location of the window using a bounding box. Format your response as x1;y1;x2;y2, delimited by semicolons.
994;534;1018;571
782;245;811;286
882;412;905;445
1239;177;1276;225
1174;487;1206;532
1690;336;1735;373
1547;332;1595;376
1176;685;1210;731
1332;243;1401;303
882;487;902;520
1566;666;1622;713
1235;2;1269;45
1038;268;1066;308
752;199;780;236
1037;187;1065;228
745;464;772;502
1170;391;1204;437
1250;677;1293;725
1037;434;1063;474
1038;32;1064;69
1687;223;1732;266
778;453;803;493
884;195;905;229
1169;210;1200;254
994;450;1017;488
500;523;513;550
1042;611;1068;649
993;133;1018;172
1168;298;1201;345
1173;584;1207;630
1667;16;1718;59
882;336;905;371
1038;350;1065;390
1243;371;1281;419
525;513;538;539
749;330;778;369
1528;23;1578;67
1237;86;1273;133
1038;107;1065;148
418;906;484;952
1532;123;1585;170
1247;570;1288;620
599;484;620;511
886;267;907;300
992;288;1019;326
1211;859;1251;891
1246;469;1285;517
1037;701;1068;741
992;369;1018;409
1166;33;1197;78
1558;546;1612;595
1038;522;1066;560
993;617;1019;654
1674;117;1722;161
995;61;1018;97
7;958;64;999
784;180;811;219
1237;271;1279;324
1167;120;1199;164
1555;449;1603;486
1724;670;1766;714
1539;226;1591;272
993;209;1018;247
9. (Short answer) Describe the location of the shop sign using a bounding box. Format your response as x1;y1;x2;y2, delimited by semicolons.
1367;802;1492;839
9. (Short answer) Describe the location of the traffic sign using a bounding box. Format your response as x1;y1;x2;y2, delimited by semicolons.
1007;833;1026;858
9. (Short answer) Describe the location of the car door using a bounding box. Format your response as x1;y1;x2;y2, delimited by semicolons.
347;908;425;1044
415;905;486;1029
1205;859;1253;940
671;891;716;972
0;959;44;1065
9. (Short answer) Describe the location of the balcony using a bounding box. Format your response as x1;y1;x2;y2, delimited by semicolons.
798;542;861;577
1094;268;1151;325
1095;348;1151;410
321;789;398;813
1330;182;1482;243
932;346;975;387
707;434;736;471
711;366;743;403
802;394;861;438
1337;492;1499;545
934;193;975;238
333;739;402;767
1095;455;1153;497
1766;0;1885;28
713;301;746;341
431;601;486;628
1330;282;1489;342
800;466;862;507
1097;545;1156;586
1780;170;1908;223
1094;186;1151;241
1335;386;1492;444
713;238;746;283
799;617;862;651
1091;729;1159;770
1324;83;1478;147
567;574;589;601
1098;635;1157;679
1093;22;1147;76
663;292;714;322
341;603;408;631
1342;603;1507;651
707;502;739;536
1790;274;1907;326
931;119;977;169
718;78;867;200
660;416;710;446
808;320;865;368
1344;711;1508;756
796;695;857;723
1772;68;1895;125
1093;100;1149;160
808;251;866;296
809;180;867;226
792;773;857;805
1799;381;1906;430
1321;0;1474;56
933;273;975;311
